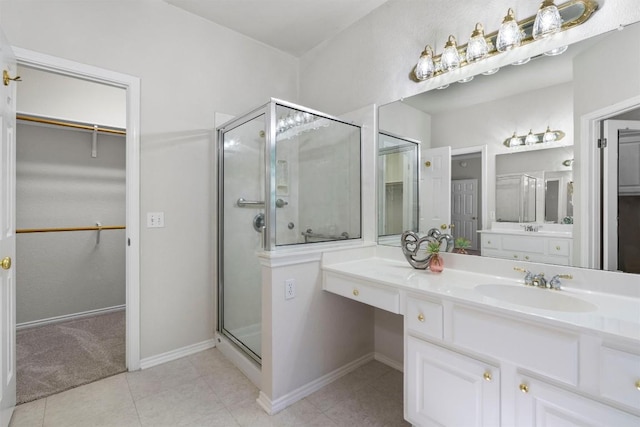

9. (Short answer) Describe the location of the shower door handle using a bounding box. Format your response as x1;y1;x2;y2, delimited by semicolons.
237;198;265;208
261;226;267;249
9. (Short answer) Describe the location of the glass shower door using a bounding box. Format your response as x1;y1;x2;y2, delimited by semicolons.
219;113;265;363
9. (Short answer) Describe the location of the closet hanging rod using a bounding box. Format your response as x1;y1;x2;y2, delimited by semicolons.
17;114;126;136
16;225;125;234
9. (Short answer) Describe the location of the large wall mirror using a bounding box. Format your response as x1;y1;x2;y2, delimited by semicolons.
378;21;640;274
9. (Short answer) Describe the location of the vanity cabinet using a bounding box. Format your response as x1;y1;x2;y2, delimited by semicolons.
480;232;572;265
406;336;500;426
403;294;640;426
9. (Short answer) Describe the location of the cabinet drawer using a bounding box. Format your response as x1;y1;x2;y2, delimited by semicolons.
406;296;443;339
502;236;544;254
548;239;570;256
482;234;499;249
323;272;400;314
599;346;640;410
452;306;579;385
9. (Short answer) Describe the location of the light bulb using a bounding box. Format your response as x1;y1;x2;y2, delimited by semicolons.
497;8;522;52
543;126;556;143
466;23;489;63
414;45;435;81
533;0;562;40
509;132;523;147
525;129;537;145
440;35;461;72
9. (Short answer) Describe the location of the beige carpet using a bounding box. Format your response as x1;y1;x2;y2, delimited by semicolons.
16;310;126;404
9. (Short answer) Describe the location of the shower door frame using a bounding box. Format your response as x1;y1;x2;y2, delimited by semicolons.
217;103;270;364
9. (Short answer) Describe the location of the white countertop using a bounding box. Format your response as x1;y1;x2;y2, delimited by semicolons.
322;255;640;343
478;229;573;238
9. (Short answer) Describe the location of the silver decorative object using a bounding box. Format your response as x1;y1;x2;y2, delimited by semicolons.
401;229;454;270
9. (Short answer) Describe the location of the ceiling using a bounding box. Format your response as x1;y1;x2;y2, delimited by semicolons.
165;0;388;57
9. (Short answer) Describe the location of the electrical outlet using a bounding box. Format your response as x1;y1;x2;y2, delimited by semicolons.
285;279;295;300
147;212;165;228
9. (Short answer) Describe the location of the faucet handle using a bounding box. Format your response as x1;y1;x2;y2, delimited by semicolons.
514;267;534;286
549;274;572;290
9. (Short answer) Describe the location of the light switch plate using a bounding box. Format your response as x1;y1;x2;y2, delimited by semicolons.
147;212;165;228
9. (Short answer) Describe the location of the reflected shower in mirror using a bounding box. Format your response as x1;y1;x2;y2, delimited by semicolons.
378;21;640;273
378;131;419;246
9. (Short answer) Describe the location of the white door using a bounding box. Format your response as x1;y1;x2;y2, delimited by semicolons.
0;28;17;427
421;147;451;234
451;179;478;250
603;120;640;271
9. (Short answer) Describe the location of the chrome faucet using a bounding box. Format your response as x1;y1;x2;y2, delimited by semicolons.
514;267;534;286
532;273;547;288
549;274;572;290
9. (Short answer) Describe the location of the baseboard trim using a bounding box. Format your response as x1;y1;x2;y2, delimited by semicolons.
257;352;375;415
374;352;403;372
139;338;216;370
16;305;126;331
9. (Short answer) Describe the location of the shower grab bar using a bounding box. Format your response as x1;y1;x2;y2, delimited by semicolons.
237;198;265;208
301;229;350;243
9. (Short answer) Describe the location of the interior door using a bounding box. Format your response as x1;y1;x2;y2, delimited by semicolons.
451;179;478;250
603;120;640;272
421;146;451;234
0;27;17;427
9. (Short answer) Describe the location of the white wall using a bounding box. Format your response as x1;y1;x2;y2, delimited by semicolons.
0;0;299;359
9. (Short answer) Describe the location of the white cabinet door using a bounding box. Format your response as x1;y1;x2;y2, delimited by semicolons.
515;376;639;427
406;336;500;427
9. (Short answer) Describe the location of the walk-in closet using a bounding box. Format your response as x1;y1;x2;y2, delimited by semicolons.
14;65;127;403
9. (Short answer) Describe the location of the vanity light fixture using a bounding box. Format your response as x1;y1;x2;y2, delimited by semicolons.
504;127;566;147
415;45;436;81
440;35;462;72
411;0;598;83
466;23;490;63
497;8;522;52
525;129;537;145
533;0;563;40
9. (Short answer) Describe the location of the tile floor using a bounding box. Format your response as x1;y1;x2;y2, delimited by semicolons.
9;348;409;427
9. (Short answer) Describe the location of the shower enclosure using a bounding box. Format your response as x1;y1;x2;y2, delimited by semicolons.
217;99;362;363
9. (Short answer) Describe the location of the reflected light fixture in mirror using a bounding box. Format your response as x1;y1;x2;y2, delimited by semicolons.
533;0;563;40
525;129;537;145
497;8;523;52
504;128;566;147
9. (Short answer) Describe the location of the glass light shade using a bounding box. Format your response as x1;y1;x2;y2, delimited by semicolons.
545;45;568;56
436;84;450;90
509;132;523;147
440;35;461;72
414;45;435;81
497;9;522;52
466;23;489;63
512;57;531;66
543;126;557;143
525;129;537;145
533;0;562;40
458;76;474;83
482;68;500;75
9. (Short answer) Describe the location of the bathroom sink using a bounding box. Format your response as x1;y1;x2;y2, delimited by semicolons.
475;284;597;313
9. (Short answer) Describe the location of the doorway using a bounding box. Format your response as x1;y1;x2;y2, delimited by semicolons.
451;147;486;253
11;49;141;404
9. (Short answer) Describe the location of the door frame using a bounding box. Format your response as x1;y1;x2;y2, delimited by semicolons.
580;94;640;270
14;48;141;370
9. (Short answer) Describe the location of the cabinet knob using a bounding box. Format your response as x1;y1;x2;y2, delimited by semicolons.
635;380;640;391
513;254;519;259
417;313;425;322
487;240;491;244
483;371;492;382
524;256;529;260
352;289;359;297
556;246;561;251
519;383;529;393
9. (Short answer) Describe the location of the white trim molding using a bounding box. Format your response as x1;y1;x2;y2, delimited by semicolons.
374;352;403;373
257;352;375;415
16;305;125;331
139;339;216;370
13;47;142;371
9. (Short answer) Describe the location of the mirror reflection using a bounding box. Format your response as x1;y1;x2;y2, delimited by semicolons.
378;22;640;274
378;131;419;244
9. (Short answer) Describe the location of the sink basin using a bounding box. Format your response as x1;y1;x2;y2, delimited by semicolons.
475;284;597;313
